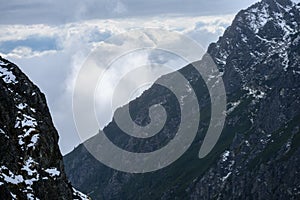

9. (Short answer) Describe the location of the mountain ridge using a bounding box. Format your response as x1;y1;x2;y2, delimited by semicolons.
64;0;300;199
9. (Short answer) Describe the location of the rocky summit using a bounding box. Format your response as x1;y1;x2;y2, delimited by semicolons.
0;57;89;199
64;0;300;199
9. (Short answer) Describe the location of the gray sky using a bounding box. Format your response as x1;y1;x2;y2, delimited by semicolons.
0;0;259;24
0;0;269;154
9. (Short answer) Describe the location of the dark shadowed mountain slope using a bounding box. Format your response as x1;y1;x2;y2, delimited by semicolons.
64;0;300;199
0;57;89;199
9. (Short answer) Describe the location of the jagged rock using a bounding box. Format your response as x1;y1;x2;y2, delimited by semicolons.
64;0;300;199
0;57;89;200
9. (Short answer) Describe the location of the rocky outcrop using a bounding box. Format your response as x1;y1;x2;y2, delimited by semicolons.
64;0;300;199
0;57;89;199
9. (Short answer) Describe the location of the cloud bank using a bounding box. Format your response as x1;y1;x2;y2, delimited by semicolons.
0;15;235;154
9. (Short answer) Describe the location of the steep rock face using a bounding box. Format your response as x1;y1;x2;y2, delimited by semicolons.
189;0;300;199
64;0;300;199
0;57;88;199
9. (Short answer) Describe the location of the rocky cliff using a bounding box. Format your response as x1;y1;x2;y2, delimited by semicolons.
0;57;89;199
64;0;300;199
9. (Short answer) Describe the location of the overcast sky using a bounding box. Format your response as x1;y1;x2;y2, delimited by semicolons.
0;0;270;154
1;0;259;24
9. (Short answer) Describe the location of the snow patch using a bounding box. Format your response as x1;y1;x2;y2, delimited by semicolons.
222;150;230;162
0;128;9;139
21;114;37;127
0;60;9;66
0;166;24;184
73;187;90;200
16;103;27;110
15;114;37;128
10;193;17;199
0;162;40;199
243;86;266;99
24;128;36;137
245;140;250;147
45;168;60;177
0;66;17;84
27;193;39;200
246;5;269;33
15;113;40;149
221;172;232;182
227;100;241;114
21;157;37;176
27;134;39;149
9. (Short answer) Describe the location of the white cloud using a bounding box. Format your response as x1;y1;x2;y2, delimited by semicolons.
0;15;233;154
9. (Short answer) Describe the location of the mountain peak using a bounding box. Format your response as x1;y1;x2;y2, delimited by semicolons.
261;0;294;13
208;0;299;72
240;0;297;35
262;0;293;7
